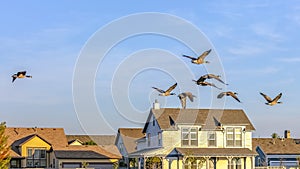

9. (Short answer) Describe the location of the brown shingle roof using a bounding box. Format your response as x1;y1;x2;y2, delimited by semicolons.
252;138;300;155
5;127;68;157
66;135;116;145
57;145;121;159
176;148;257;156
147;108;255;131
117;128;145;154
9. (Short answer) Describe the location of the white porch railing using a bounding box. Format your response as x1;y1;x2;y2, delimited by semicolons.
256;166;300;169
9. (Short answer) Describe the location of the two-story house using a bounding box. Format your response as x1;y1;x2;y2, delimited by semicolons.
129;102;257;169
5;127;121;169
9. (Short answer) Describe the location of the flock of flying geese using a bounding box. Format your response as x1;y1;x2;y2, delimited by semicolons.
152;49;283;109
10;54;282;109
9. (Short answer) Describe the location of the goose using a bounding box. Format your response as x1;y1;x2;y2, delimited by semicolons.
260;92;282;106
12;71;32;83
152;83;177;96
182;49;212;64
200;74;228;85
217;91;241;103
193;79;222;90
178;92;196;109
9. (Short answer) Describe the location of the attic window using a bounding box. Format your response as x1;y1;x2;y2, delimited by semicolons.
152;116;155;126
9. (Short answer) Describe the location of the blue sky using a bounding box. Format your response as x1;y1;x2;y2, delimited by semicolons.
1;1;300;138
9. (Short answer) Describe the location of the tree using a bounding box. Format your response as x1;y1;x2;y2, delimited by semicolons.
0;122;11;169
271;133;280;138
83;140;97;145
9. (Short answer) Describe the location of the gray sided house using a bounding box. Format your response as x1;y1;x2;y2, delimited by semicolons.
115;128;145;168
253;130;300;168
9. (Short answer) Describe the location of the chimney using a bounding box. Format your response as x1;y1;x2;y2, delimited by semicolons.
284;130;291;138
153;99;160;109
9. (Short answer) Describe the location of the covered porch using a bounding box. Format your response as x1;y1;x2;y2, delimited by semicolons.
170;148;257;169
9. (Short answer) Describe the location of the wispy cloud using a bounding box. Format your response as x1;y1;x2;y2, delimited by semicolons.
250;23;283;41
278;57;300;63
228;45;263;56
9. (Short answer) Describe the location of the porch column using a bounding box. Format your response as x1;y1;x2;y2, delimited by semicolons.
138;157;141;169
167;159;172;169
205;156;210;169
177;156;180;169
143;157;147;169
227;156;233;169
243;157;246;169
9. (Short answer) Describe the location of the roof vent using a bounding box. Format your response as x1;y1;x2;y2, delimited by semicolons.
14;128;18;135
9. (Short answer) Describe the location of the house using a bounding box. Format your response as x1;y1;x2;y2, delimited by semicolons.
129;102;257;169
115;128;145;168
5;127;121;169
252;130;300;168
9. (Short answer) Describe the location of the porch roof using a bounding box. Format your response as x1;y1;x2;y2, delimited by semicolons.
129;147;172;157
174;148;257;157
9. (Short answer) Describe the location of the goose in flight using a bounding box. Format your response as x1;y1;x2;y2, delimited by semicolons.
217;91;241;103
182;49;212;64
200;74;228;85
260;92;282;106
12;71;32;83
193;79;222;90
178;92;196;109
152;83;177;96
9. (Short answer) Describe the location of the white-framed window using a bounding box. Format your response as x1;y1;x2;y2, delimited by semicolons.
208;131;216;147
158;132;162;146
226;127;242;147
181;127;198;146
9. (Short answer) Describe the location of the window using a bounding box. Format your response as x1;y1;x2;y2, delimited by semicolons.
147;133;151;147
208;131;216;147
158;132;162;146
152;116;155;126
226;127;242;147
26;148;47;168
181;127;198;146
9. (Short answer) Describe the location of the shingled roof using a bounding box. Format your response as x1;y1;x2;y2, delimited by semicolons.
55;145;121;159
116;128;145;154
252;138;300;155
5;127;68;150
66;135;116;145
143;108;255;132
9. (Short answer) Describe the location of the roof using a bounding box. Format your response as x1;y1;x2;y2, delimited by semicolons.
144;108;255;132
56;145;121;159
175;148;257;157
129;147;171;157
252;138;300;155
116;128;145;154
12;134;51;147
54;150;108;159
66;135;116;145
5;127;68;150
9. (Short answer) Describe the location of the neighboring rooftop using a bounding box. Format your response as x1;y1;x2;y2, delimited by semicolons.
117;128;145;154
5;127;68;149
252;138;300;155
55;145;121;159
66;135;116;145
